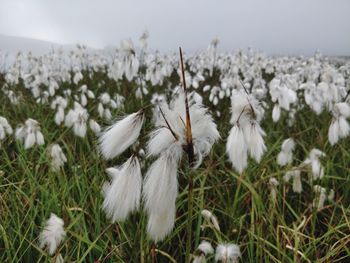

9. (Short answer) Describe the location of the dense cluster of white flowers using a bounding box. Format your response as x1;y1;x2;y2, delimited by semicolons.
0;34;349;260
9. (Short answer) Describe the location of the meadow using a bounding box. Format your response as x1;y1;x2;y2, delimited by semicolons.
0;38;349;262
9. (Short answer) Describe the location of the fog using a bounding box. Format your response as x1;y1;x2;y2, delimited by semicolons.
0;0;349;55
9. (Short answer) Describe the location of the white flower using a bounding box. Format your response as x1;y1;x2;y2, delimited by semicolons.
147;91;219;168
284;169;302;193
328;102;350;145
226;90;266;173
198;240;214;255
15;118;45;149
313;185;327;210
99;110;145;160
215;243;241;263
226;125;248;173
269;177;279;202
304;148;325;180
277;138;295;166
39;213;66;255
0;116;13;140
48;144;67;171
244;122;266;162
89;119;101;135
272;104;281;122
201;209;220;231
64;103;89;138
102;156;142;222
143;147;182;242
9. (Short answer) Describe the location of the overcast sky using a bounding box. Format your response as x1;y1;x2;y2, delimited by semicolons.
0;0;349;55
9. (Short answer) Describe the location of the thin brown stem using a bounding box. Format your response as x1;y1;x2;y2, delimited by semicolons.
239;79;256;119
159;107;179;141
180;47;195;263
179;47;194;166
152;241;155;263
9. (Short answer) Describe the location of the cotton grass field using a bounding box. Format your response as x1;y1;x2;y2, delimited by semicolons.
0;38;350;262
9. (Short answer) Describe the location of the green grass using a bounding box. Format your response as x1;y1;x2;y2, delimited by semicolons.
0;70;349;262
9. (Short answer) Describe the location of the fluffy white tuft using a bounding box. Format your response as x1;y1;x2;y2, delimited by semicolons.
226;125;247;173
215;243;241;263
102;156;142;222
39;213;66;255
48;144;67;171
143;148;182;242
198;240;214;255
244;122;266;162
99;110;145;160
201;209;220;231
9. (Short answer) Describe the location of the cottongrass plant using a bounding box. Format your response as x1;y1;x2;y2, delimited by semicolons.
277;138;295;166
0;116;13;142
64;102;89;138
47;144;67;172
303;148;325;180
98;109;145;160
15;118;45;149
215;244;241;263
102;156;142;222
226;88;266;173
192;240;214;263
39;213;66;255
284;169;302;193
313;185;334;210
328;102;350;145
201;209;220;232
98;49;220;261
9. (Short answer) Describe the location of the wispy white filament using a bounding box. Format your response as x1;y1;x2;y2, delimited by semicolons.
277;138;295;166
226;125;247;173
15;118;45;149
201;209;220;231
48;144;67;171
0;116;13;141
102;156;142;222
198;240;214;255
143;148;181;242
39;213;66;255
99;110;145;160
215;243;241;263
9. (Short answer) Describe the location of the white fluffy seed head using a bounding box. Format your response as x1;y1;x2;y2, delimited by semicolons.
39;213;66;255
215;243;241;263
334;102;350;118
197;240;214;255
244;122;266;162
89;119;101;135
99;110;145;160
281;138;295;153
201;209;220;231
143;148;182;242
226;125;248;173
272;104;281;122
48;144;67;171
102;156;142;222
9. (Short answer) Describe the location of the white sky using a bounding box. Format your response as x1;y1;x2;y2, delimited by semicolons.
0;0;349;55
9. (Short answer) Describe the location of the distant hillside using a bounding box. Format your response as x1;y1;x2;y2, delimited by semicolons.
0;34;91;55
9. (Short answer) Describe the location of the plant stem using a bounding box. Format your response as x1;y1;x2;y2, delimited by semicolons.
179;47;195;262
185;173;194;263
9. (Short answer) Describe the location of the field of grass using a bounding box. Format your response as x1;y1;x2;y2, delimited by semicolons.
0;52;350;263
